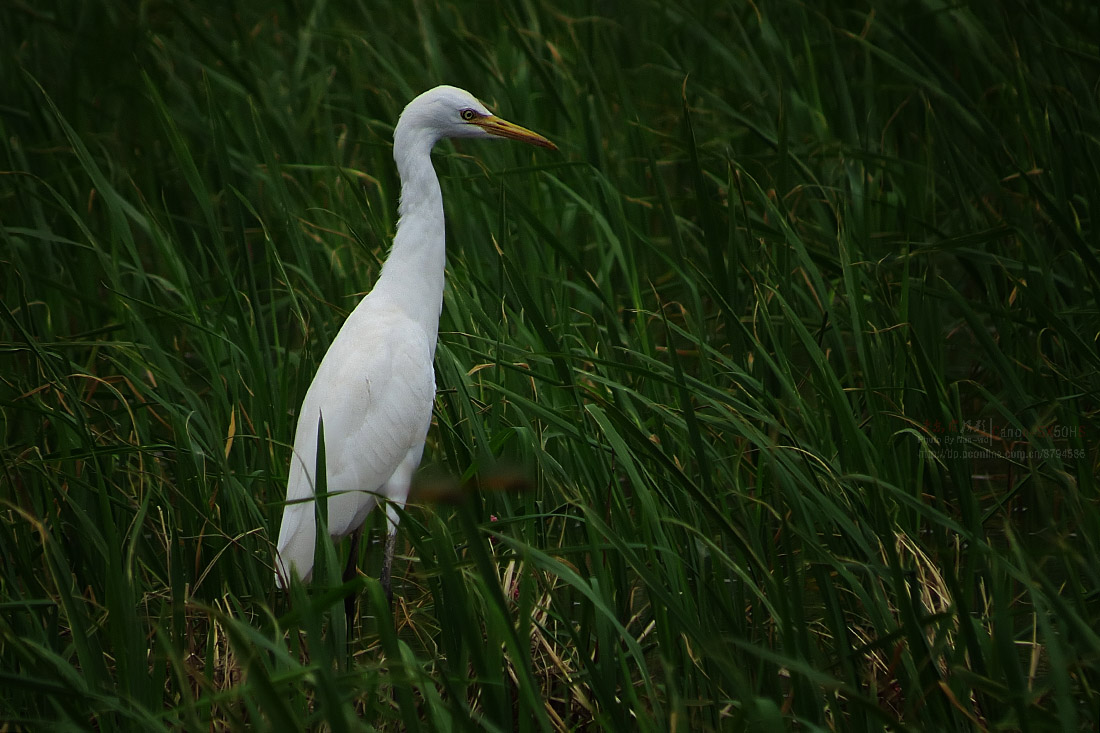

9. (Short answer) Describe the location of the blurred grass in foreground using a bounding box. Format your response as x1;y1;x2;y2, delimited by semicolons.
2;1;1099;730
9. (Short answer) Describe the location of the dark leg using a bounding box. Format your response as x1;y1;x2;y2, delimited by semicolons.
378;529;398;605
343;529;361;628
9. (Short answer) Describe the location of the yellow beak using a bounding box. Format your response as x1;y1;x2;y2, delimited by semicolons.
473;115;557;150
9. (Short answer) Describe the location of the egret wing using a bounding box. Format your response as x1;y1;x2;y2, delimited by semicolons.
274;302;436;583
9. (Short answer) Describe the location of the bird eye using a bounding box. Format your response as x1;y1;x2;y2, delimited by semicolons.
460;109;478;122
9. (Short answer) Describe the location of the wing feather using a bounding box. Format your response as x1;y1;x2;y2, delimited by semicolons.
275;298;435;584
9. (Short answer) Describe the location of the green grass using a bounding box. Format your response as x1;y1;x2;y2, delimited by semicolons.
3;0;1099;730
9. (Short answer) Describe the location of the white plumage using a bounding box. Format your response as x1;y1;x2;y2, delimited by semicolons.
274;86;555;593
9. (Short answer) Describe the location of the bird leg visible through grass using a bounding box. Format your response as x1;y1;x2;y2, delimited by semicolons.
342;529;361;627
342;526;397;629
379;530;397;605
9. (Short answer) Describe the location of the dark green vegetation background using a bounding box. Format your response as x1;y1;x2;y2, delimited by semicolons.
2;1;1098;730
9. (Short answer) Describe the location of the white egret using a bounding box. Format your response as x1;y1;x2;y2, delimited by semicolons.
274;86;555;598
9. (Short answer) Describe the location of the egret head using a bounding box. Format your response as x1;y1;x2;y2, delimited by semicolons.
397;85;556;150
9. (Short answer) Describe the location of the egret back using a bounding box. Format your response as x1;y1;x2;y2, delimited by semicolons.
274;295;438;585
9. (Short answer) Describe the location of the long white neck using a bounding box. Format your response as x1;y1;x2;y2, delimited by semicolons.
371;123;447;343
